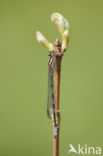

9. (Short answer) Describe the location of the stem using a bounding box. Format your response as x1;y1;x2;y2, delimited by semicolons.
53;55;62;156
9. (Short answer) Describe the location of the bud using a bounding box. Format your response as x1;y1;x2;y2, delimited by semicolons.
36;31;55;52
51;12;69;35
64;18;69;30
62;30;69;52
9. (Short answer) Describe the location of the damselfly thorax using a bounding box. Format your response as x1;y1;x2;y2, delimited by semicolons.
48;52;56;71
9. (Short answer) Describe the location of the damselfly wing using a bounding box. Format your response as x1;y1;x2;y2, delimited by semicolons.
47;68;52;118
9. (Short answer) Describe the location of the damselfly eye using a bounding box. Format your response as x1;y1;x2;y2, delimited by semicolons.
48;52;51;56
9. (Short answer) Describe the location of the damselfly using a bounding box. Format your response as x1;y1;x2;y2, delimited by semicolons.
47;52;57;138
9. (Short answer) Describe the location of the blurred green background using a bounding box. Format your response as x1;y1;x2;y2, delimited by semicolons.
0;0;103;156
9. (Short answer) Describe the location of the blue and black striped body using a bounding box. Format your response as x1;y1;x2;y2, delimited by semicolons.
47;52;57;138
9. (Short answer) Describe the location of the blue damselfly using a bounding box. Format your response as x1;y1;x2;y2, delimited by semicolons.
47;52;57;138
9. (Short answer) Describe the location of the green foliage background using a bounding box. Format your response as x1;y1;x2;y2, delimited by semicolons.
0;0;103;156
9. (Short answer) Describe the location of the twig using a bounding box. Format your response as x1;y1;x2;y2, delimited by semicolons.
36;12;69;156
53;39;62;156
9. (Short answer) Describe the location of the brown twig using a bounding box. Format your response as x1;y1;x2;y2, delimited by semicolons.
53;40;62;156
36;12;69;156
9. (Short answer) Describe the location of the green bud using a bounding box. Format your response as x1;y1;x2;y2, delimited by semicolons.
64;18;69;30
51;12;69;35
36;31;55;52
62;30;69;52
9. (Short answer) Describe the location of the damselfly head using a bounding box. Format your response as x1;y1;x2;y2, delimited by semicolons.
48;51;56;57
48;52;51;56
